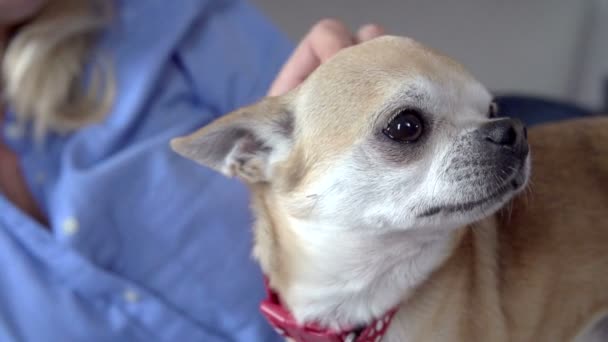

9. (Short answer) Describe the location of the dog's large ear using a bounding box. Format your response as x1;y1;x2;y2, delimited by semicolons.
170;97;293;184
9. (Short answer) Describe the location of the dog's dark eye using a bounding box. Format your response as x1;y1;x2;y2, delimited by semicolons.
383;110;423;143
488;102;498;118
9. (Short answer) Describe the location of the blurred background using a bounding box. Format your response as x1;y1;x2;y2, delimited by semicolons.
253;0;608;112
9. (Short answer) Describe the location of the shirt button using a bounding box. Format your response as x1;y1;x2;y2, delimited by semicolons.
4;122;24;140
62;217;79;235
123;289;140;303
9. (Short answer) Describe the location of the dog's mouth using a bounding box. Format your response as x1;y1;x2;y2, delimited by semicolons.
419;160;528;218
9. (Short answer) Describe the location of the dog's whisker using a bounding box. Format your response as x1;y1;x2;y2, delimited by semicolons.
506;199;514;224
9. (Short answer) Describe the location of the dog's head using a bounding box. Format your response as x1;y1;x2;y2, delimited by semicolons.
172;36;529;234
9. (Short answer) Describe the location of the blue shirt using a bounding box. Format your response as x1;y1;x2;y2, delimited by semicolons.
0;0;292;341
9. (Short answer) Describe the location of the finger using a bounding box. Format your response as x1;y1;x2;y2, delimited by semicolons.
356;23;385;43
308;18;355;62
267;38;320;96
268;19;355;96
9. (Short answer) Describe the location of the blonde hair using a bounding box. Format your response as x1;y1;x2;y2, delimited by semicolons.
2;0;113;139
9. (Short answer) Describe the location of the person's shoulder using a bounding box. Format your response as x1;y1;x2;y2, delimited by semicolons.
93;0;292;133
100;0;214;49
161;0;294;113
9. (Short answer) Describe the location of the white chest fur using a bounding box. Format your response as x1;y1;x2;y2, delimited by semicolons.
280;219;458;330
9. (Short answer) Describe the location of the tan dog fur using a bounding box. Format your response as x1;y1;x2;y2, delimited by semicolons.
172;36;608;341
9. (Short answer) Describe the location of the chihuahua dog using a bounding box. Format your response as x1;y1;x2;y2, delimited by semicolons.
171;36;608;341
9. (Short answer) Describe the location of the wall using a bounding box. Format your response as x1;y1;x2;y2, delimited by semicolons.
253;0;607;110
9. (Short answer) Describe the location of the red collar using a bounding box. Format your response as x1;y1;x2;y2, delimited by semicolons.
260;279;397;342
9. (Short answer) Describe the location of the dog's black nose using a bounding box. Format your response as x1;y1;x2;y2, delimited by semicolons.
481;118;526;148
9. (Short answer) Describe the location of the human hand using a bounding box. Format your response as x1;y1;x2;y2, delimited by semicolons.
268;19;385;97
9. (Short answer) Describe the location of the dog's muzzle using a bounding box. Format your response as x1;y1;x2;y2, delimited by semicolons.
478;117;528;160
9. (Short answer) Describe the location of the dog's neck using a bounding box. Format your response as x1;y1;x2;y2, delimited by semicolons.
252;187;463;330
